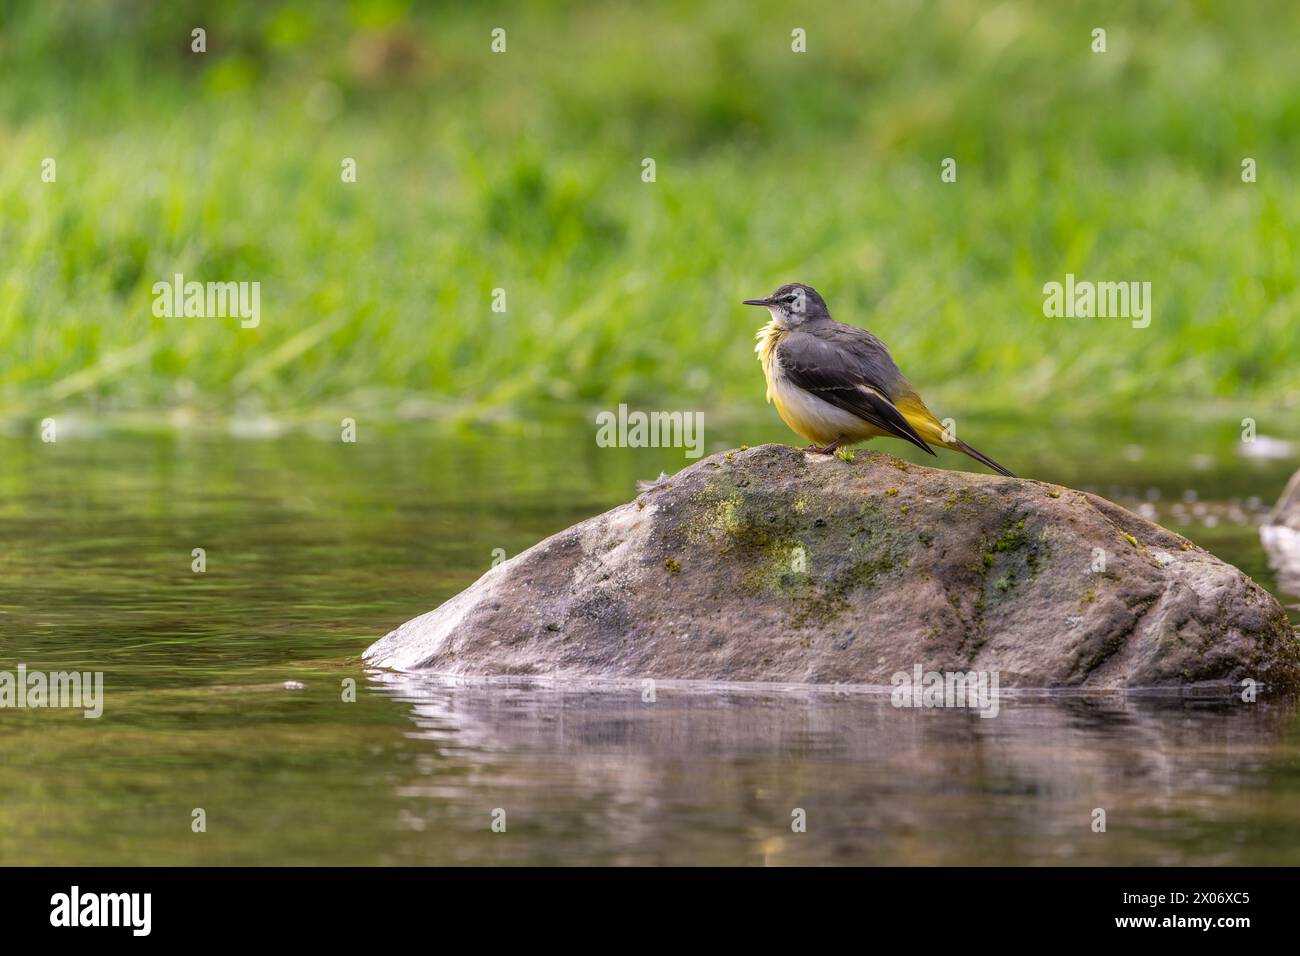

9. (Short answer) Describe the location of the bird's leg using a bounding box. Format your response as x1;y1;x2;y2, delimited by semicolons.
810;437;846;455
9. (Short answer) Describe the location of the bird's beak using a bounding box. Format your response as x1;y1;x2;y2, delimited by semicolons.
742;297;771;307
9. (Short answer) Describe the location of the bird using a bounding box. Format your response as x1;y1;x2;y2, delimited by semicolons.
743;282;1015;477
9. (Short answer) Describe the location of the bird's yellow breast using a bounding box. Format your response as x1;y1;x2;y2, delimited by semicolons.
754;320;785;404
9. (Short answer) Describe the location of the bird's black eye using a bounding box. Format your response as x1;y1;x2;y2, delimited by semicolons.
782;294;798;303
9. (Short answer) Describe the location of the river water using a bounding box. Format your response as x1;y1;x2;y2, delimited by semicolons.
1;419;1297;864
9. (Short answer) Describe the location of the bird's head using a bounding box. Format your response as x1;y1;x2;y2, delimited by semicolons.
742;282;830;328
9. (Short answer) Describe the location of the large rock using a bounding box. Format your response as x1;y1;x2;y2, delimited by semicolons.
1261;468;1300;594
366;444;1300;691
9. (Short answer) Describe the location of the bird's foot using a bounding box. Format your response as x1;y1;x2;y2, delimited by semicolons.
806;438;846;455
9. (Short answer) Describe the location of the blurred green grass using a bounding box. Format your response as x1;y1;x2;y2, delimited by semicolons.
1;0;1297;425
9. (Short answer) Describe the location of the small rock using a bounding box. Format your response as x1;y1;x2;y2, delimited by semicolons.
1262;468;1300;594
1239;436;1296;460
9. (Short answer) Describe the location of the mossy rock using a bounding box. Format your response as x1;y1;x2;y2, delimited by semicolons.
367;445;1300;692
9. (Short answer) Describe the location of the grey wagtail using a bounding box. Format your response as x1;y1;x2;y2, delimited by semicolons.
744;282;1015;477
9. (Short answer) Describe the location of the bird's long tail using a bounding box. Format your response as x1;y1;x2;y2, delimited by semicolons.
953;439;1016;478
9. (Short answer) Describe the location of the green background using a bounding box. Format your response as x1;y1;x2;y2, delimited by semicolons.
1;0;1297;429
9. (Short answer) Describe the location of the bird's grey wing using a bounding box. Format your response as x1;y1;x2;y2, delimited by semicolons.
815;324;914;395
777;331;935;456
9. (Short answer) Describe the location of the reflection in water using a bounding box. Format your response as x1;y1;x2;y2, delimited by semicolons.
370;672;1300;865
